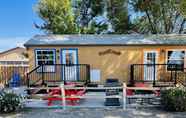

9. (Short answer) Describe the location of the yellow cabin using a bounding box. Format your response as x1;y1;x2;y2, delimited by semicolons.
24;34;186;86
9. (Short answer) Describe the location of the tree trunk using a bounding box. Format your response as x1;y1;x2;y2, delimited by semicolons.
179;18;186;34
79;0;91;27
171;12;180;33
145;10;157;34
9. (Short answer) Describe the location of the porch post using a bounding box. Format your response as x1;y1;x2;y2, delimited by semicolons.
87;65;91;84
27;73;30;87
153;64;156;86
41;64;45;85
174;64;177;85
130;65;134;86
64;65;66;83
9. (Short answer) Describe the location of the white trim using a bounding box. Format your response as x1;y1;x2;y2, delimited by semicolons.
143;51;158;81
61;50;78;64
35;49;56;66
61;50;78;81
144;50;158;64
35;49;56;72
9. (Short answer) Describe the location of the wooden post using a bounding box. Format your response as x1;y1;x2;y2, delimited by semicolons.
123;83;127;110
60;82;66;110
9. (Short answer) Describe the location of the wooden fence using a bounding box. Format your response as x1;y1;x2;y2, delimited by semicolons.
27;83;160;110
0;65;29;86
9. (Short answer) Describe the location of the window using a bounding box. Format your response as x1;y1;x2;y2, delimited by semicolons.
65;53;74;65
146;52;156;64
61;49;78;65
167;50;185;71
35;49;55;72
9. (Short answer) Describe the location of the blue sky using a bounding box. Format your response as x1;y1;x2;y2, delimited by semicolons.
0;0;43;52
0;0;140;52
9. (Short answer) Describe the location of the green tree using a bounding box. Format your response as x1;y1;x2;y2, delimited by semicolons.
35;0;130;34
178;0;186;33
77;0;107;34
131;0;186;34
107;0;130;34
35;0;77;34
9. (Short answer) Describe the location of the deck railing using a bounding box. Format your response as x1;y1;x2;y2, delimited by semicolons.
27;64;90;87
130;64;183;87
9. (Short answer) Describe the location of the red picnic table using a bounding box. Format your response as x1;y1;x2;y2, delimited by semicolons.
47;82;85;106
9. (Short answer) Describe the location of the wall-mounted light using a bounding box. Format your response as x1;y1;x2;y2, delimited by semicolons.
160;49;165;55
56;49;60;59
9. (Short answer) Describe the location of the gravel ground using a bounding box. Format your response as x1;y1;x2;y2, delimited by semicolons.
1;108;186;118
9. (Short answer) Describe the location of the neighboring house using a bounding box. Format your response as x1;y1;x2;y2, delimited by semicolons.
0;47;28;66
24;34;186;86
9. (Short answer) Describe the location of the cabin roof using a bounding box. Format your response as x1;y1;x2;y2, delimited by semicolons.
24;34;186;46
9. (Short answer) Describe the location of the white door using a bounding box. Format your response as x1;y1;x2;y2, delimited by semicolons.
61;49;78;81
144;51;158;81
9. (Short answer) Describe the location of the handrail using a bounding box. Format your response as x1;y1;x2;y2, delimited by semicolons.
37;64;90;66
132;64;179;66
27;65;43;87
27;65;42;75
27;64;91;87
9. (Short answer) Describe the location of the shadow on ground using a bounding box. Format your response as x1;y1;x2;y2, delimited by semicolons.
0;108;186;118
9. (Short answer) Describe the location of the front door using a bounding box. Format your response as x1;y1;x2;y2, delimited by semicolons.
61;49;79;81
144;51;158;81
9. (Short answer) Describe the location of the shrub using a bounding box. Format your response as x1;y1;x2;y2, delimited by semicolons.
0;91;23;113
161;87;186;111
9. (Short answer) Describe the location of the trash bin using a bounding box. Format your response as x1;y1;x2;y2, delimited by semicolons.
104;78;120;106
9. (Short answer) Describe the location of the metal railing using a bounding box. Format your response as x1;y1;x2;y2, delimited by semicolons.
27;64;90;87
130;64;182;87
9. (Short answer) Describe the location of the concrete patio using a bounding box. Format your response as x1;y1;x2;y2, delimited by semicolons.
1;108;186;118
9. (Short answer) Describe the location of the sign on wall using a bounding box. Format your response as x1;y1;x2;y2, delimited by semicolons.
98;49;121;56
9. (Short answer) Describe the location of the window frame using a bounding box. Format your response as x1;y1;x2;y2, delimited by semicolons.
60;48;79;64
166;49;186;71
35;49;56;73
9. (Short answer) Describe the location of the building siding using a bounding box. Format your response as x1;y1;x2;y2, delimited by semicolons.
27;45;186;83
